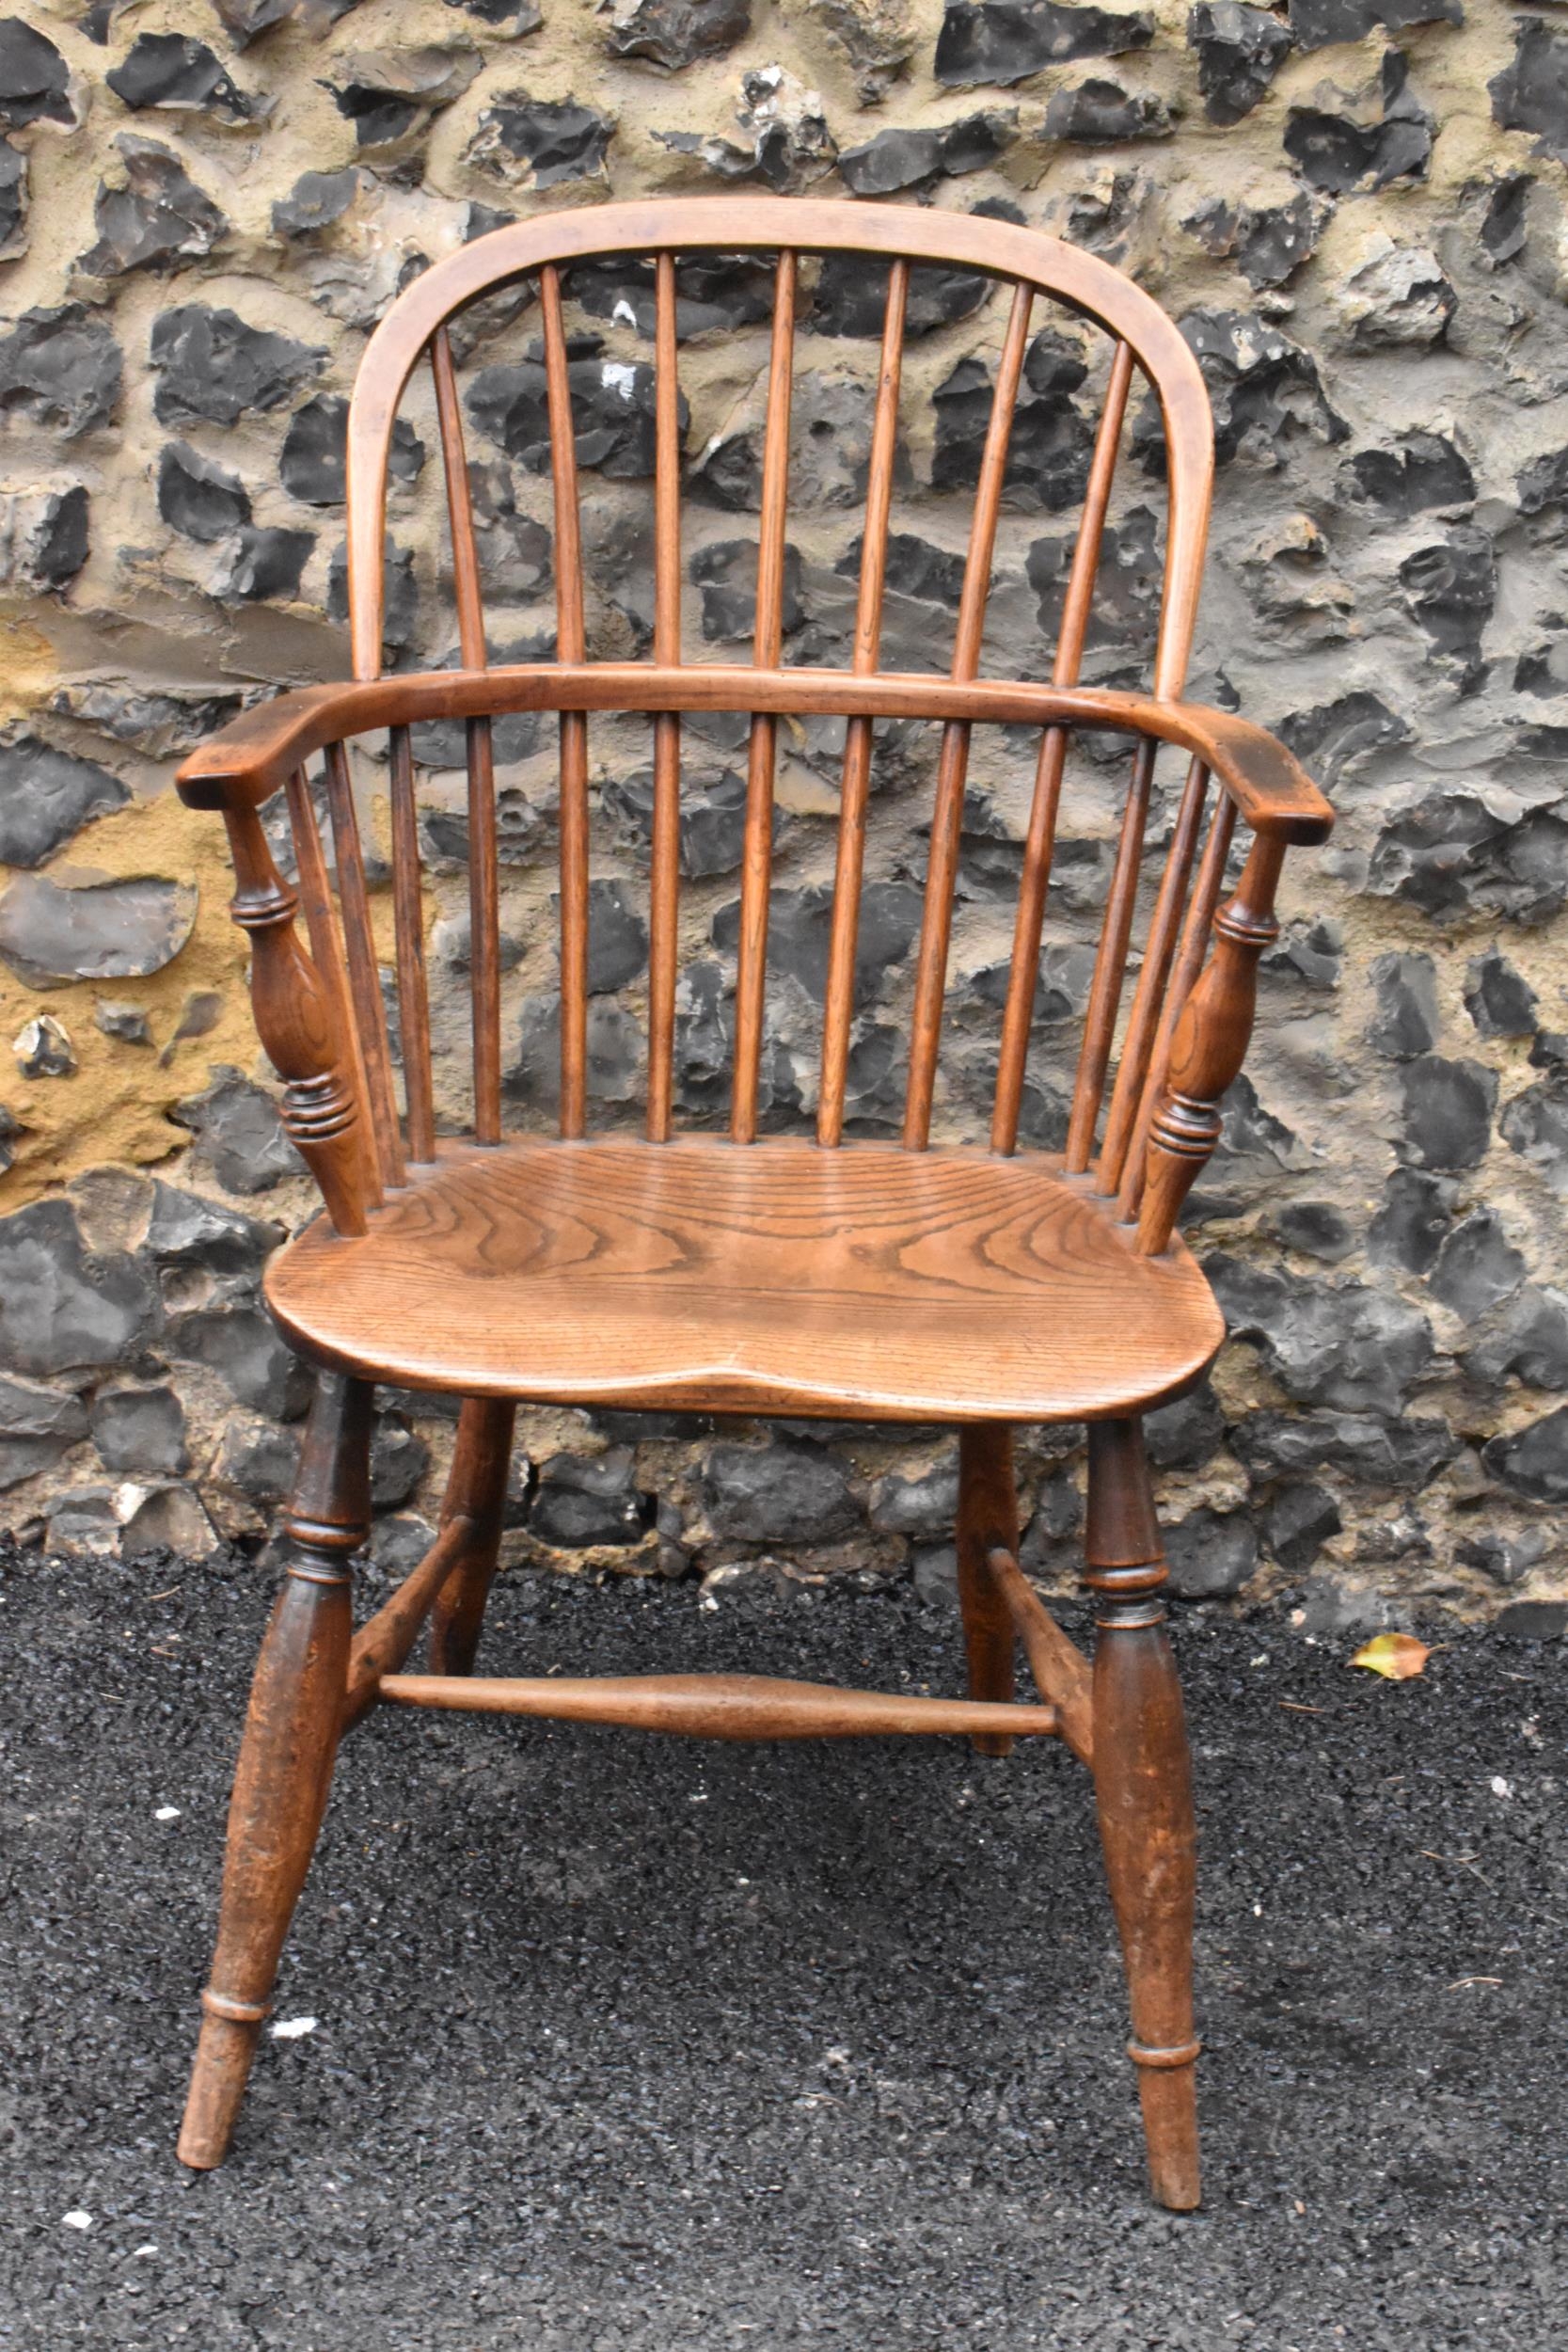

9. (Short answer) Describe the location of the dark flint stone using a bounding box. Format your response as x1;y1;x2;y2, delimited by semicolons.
1164;1506;1257;1599
583;879;649;995
166;1307;312;1419
812;253;990;337
1398;530;1496;675
18;483;87;586
1289;0;1458;43
1465;950;1538;1040
1514;444;1568;520
1285;54;1433;193
371;1411;430;1509
0;136;24;254
1275;1201;1354;1262
607;0;750;69
326;541;416;648
325;44;483;148
1350;433;1474;516
711;882;921;1003
0;736;126;866
933;338;1092;510
1261;1482;1340;1574
411;634;550;769
1494;1599;1568;1643
836;530;965;609
1367;789;1568;927
1043;75;1171;141
13;1013;74;1076
1144;310;1344;470
1219;1073;1300;1168
0;874;195;986
691;538;805;642
446;0;543;24
1483;1408;1568;1504
704;1441;860;1544
210;0;296;44
1500;1077;1568;1196
468;352;683;480
467;93;613;186
601;768;760;879
81;136;227;278
1429;1211;1526;1319
170;1067;301;1193
422;785;542;871
868;1463;959;1538
1262;915;1341;992
271;167;359;237
0;305;120;436
1206;1254;1433;1412
215;525;314;605
1143;1382;1225;1469
0;1372;88;1489
531;1448;645;1548
95;1003;151;1045
1465;1288;1568;1392
571;255;774;342
507;994;644;1115
935;0;1153;90
1187;2;1293;125
106;32;256;121
838;111;1014;194
1230;1408;1456;1488
1491;18;1568;166
1366;951;1438;1060
157;440;250;542
147;1181;280;1276
1398;1056;1497;1172
279;393;424;505
1480;173;1530;267
1186;191;1328;292
1367;1167;1453;1277
1027;504;1162;649
52;682;246;757
215;1422;299;1505
0;1197;158;1376
463;462;550;600
150;305;325;427
0;19;72;127
91;1386;187;1475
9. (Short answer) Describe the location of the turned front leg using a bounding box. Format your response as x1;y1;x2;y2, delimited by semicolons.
956;1425;1018;1757
1084;1417;1200;2212
178;1374;373;2170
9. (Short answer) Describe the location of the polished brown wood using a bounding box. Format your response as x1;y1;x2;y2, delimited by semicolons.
179;1374;372;2169
379;1670;1060;1742
179;666;1331;844
264;1138;1224;1422
956;1425;1020;1757
1084;1419;1200;2211
646;248;682;1145
428;1395;516;1675
985;1545;1095;1768
174;198;1338;2204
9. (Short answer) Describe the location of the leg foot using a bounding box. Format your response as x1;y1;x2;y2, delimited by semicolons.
1085;1418;1200;2212
429;1398;515;1676
178;1374;372;2170
956;1425;1018;1757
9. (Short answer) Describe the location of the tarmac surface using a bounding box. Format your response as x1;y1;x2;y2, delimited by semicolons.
1;1539;1564;2349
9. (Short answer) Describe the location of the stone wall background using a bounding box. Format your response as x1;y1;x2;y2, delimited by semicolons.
1;0;1566;1623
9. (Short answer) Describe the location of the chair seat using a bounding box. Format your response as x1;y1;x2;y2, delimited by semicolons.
265;1136;1224;1423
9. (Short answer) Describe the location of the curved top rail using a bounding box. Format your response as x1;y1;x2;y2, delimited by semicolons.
345;195;1213;691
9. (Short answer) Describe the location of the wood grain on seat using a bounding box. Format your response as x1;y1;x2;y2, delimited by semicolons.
266;1137;1224;1422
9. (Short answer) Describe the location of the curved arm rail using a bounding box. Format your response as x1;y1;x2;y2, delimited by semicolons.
175;664;1332;845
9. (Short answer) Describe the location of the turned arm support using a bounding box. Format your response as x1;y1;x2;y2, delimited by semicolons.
221;799;373;1236
1134;833;1288;1257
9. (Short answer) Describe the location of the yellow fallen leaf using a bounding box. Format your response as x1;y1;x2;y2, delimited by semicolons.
1350;1632;1430;1680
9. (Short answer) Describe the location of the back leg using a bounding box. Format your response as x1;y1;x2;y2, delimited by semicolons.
1084;1417;1200;2211
956;1425;1018;1758
178;1373;372;2170
428;1397;515;1675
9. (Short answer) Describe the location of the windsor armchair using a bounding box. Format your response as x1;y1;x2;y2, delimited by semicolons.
172;198;1332;2206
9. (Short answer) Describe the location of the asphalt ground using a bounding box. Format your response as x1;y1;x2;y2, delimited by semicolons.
2;1540;1564;2349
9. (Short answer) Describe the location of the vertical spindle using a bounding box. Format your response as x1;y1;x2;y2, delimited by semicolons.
540;262;590;1138
1064;735;1157;1172
1096;755;1210;1197
648;249;682;1144
322;740;404;1190
388;723;436;1163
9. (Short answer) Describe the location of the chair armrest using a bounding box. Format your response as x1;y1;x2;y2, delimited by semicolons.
176;681;388;809
1099;697;1332;847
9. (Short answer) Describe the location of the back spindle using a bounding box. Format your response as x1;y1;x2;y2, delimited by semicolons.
731;249;798;1146
322;740;404;1191
388;723;436;1164
540;262;590;1139
904;278;1034;1152
993;339;1133;1155
818;256;908;1148
1065;734;1157;1173
648;248;682;1144
284;767;382;1215
1096;755;1210;1199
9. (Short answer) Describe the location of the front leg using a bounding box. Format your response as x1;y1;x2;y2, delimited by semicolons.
178;1373;372;2170
1084;1417;1200;2211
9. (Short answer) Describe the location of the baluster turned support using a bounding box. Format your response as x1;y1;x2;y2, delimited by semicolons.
223;803;370;1235
1134;832;1283;1256
1084;1417;1200;2212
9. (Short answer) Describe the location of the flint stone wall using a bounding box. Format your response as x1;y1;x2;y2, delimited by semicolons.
0;0;1566;1627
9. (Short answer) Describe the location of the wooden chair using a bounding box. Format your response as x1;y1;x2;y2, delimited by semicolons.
171;198;1332;2205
